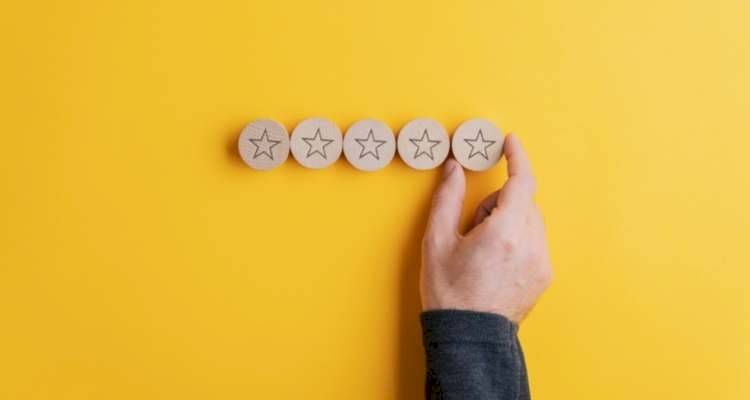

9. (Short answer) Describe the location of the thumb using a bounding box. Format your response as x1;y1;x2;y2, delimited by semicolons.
426;158;466;239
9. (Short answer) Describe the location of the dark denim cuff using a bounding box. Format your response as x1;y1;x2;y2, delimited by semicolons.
421;309;516;345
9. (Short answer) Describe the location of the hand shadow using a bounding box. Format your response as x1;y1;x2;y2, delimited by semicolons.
395;176;439;399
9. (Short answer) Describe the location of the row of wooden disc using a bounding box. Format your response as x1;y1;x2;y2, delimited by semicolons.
238;118;504;172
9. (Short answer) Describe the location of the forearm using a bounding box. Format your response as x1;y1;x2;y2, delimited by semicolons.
421;310;530;400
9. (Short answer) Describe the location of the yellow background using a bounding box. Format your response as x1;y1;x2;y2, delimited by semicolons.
1;1;748;398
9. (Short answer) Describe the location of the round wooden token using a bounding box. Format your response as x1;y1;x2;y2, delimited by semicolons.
238;119;289;170
397;118;450;170
290;117;342;169
451;118;504;171
343;119;396;171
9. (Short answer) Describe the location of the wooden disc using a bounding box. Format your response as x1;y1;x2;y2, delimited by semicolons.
343;119;396;171
238;119;289;170
290;117;342;169
451;118;504;171
397;118;450;170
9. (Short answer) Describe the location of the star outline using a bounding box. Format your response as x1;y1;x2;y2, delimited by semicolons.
355;129;387;160
464;129;496;160
409;129;441;161
302;128;335;159
249;129;281;160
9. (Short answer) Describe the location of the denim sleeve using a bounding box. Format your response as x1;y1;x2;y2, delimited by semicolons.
421;310;530;400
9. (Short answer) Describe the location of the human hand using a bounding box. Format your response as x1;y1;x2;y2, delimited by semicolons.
420;134;552;323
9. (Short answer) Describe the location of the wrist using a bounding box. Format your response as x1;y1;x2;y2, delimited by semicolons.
420;309;517;344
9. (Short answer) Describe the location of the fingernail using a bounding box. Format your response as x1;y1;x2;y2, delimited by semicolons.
443;160;455;178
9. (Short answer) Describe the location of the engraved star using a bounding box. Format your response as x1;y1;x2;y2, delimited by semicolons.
464;129;496;160
302;128;334;159
355;129;386;160
249;129;281;160
409;129;441;160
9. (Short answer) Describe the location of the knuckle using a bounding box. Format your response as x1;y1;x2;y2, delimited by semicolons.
431;186;452;207
422;231;439;250
538;267;553;288
422;230;449;253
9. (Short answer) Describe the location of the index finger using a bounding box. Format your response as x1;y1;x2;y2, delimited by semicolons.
495;134;536;223
505;134;535;184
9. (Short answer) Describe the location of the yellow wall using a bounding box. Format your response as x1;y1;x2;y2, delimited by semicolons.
1;1;748;398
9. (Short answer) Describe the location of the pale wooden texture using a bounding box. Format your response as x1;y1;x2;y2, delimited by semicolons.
238;119;290;171
290;117;343;169
397;118;450;170
451;118;504;171
343;119;396;171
